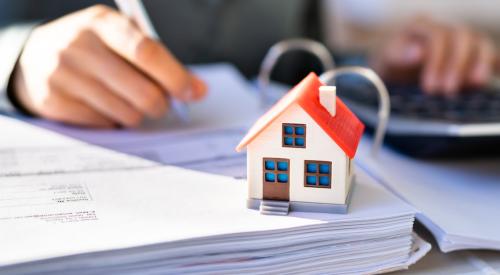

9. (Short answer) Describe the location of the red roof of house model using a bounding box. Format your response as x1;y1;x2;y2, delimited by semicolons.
236;72;365;158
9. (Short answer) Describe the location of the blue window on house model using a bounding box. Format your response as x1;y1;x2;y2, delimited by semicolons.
282;123;306;148
304;161;332;188
264;158;289;183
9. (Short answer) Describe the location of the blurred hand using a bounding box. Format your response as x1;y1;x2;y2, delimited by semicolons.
12;5;207;128
371;16;498;96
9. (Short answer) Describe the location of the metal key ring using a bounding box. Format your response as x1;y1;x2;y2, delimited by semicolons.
257;39;335;107
320;67;390;157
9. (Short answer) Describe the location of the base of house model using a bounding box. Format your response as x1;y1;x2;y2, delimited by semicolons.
247;176;355;216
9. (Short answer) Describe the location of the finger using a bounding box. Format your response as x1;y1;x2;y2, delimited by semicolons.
190;74;208;101
372;33;422;76
54;67;144;127
442;27;475;95
86;6;205;101
371;40;425;84
40;90;115;128
408;20;450;94
67;31;169;118
496;55;500;73
385;34;425;68
421;26;449;94
468;36;495;87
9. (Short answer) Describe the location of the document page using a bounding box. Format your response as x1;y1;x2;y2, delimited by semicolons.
0;114;155;227
0;145;156;177
0;115;156;177
0;176;94;210
356;137;500;252
21;124;248;178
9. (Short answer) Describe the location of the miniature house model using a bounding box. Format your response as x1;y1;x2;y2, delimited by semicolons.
236;73;365;215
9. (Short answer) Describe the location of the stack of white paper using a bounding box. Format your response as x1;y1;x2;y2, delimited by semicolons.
0;115;430;274
0;166;428;275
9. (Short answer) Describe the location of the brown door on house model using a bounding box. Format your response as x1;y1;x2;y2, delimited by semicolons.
263;158;290;201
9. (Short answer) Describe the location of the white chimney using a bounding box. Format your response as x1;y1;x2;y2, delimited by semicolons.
319;86;337;117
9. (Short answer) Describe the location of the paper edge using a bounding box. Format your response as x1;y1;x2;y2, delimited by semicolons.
370;232;432;274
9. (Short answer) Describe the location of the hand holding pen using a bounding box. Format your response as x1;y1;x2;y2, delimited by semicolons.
11;4;207;128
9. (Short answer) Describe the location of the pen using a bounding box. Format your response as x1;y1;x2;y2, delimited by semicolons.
114;0;190;123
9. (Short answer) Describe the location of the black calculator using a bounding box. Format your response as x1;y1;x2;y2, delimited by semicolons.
336;76;500;157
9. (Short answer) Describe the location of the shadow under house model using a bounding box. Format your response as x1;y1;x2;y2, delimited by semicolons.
236;72;365;216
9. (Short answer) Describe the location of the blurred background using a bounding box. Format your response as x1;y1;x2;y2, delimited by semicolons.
2;0;499;78
325;0;500;53
2;0;500;154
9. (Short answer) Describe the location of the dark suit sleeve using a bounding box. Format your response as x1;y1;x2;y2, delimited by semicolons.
0;22;38;113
